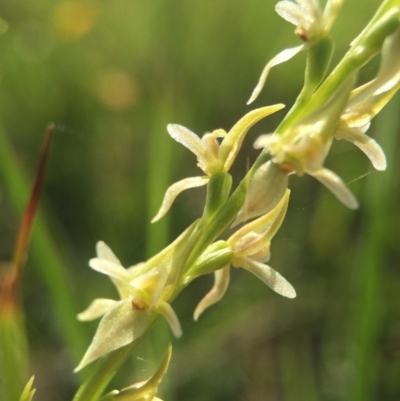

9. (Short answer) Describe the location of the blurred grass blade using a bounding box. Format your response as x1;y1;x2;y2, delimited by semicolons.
0;305;29;401
0;125;54;401
349;92;399;400
11;123;55;299
0;122;87;365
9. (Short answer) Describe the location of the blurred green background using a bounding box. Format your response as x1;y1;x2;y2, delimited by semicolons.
0;0;400;400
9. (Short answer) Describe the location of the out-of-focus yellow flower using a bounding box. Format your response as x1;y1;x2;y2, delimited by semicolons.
194;190;295;320
53;1;97;42
151;105;284;223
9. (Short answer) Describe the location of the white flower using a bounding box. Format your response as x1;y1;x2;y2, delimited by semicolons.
335;29;400;171
194;190;295;321
248;0;343;104
151;105;284;223
254;77;359;209
75;242;181;371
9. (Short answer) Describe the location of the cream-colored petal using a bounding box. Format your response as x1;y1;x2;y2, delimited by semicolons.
167;124;215;169
238;258;296;299
230;190;290;258
77;298;117;321
127;262;146;274
75;298;149;371
89;258;132;282
335;127;386;171
151;176;209;223
275;1;303;26
297;0;321;17
253;133;278;150
219;104;285;171
310;168;358;209
345;30;400;126
193;265;230;321
96;241;120;264
247;45;305;105
323;0;344;32
156;300;182;338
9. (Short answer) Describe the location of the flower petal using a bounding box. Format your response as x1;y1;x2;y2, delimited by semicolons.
230;190;290;258
275;1;304;26
77;298;117;321
247;45;305;104
151;176;209;223
96;241;120;264
75;298;149;371
167;124;216;169
323;0;344;32
253;133;278;149
310;168;358;209
344;30;400;126
335;126;386;171
193;265;230;321
219;104;285;171
156;301;182;338
89;258;133;282
238;258;296;299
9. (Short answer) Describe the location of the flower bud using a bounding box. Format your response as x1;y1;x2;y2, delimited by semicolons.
233;161;288;226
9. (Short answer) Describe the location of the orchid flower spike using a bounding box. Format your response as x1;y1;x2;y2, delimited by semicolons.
335;28;400;171
194;190;295;321
248;0;343;104
103;344;172;401
75;242;181;371
152;105;284;223
255;76;359;209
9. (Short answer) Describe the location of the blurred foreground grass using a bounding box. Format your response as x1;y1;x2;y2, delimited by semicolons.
0;0;400;400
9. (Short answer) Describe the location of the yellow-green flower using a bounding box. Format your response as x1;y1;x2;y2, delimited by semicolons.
194;190;295;320
335;29;400;171
248;0;343;104
75;242;181;371
152;105;284;223
254;77;359;209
